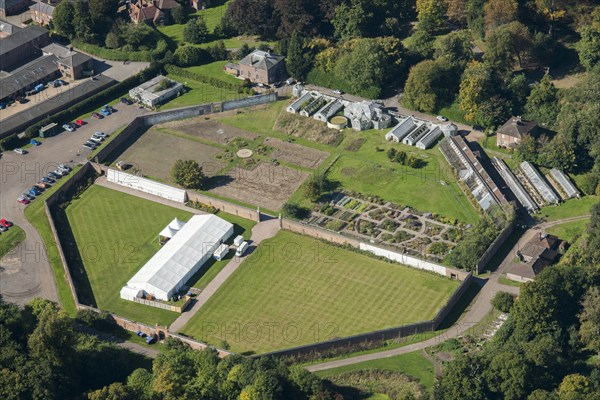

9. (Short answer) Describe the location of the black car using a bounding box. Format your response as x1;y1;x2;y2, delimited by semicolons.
120;97;132;105
22;193;35;201
31;187;43;195
47;172;60;180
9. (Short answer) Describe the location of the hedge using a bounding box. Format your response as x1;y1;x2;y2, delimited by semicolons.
165;64;243;92
24;64;162;138
72;40;168;62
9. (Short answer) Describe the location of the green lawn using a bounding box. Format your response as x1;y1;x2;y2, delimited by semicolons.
185;61;242;85
160;74;242;109
24;166;84;316
0;225;25;259
64;185;255;326
546;218;590;243
316;351;435;391
181;230;460;354
216;101;479;223
538;196;598;222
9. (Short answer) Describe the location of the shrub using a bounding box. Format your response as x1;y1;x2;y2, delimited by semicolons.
492;291;515;313
282;203;309;219
171;159;205;189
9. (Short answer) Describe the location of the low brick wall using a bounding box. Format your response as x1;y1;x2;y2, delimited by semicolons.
221;93;278;111
281;219;361;247
132;296;192;313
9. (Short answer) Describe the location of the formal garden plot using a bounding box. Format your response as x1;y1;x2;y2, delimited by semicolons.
209;162;309;211
263;137;330;169
181;230;460;354
118;128;223;181
165;118;260;144
309;191;465;261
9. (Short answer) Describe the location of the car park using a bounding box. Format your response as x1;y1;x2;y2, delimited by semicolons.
30;139;41;146
41;177;54;184
0;219;14;228
436;115;448;122
13;148;27;155
120;97;132;105
63;124;76;132
17;197;30;205
92;113;103;119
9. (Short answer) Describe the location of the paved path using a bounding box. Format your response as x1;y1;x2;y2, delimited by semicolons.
306;217;587;372
168;219;281;332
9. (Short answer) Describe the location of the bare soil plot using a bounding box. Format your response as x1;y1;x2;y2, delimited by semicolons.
273;111;344;147
163;118;259;144
119;128;223;180
264;137;329;169
209;162;308;210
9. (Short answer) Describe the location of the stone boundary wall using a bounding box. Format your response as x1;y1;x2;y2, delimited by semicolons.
92;117;146;164
475;220;515;274
257;272;473;359
281;219;361;247
186;191;261;222
132;296;192;313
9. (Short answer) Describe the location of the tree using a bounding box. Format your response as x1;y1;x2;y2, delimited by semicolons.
540;134;577;171
466;0;486;38
171;5;187;24
281;203;309;219
334;38;387;98
525;74;559;126
577;23;600;71
183;18;209;44
88;0;119;37
484;22;533;72
435;30;473;66
88;383;134;400
534;0;568;35
53;1;75;38
332;0;371;40
207;40;228;61
402;59;457;112
304;172;330;201
514;134;539;163
578;172;600;196
406;28;435;59
445;0;467;25
73;0;95;43
171;160;205;189
104;32;122;49
286;31;310;80
174;45;208;67
225;0;277;37
458;61;495;122
579;287;600;360
492;291;516;313
484;0;518;33
416;0;447;31
273;0;317;38
126;369;154;400
435;353;489;399
558;374;590;400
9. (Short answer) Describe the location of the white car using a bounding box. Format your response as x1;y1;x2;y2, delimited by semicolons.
332;89;343;95
59;164;72;172
95;131;108;138
63;124;75;132
13;148;27;155
286;78;295;85
436;115;448;122
90;136;104;143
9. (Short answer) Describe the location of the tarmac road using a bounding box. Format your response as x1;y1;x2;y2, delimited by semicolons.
0;103;148;306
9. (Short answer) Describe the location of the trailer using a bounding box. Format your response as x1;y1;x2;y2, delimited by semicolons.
213;243;230;261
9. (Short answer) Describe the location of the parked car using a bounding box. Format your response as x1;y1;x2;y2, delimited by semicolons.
332;89;343;95
30;139;41;146
99;108;111;116
92;112;103;119
56;79;67;86
94;131;108;138
436;115;448;122
0;219;13;228
17;197;30;205
41;177;54;184
22;193;35;201
30;186;43;194
120;97;132;105
89;136;104;144
47;172;60;180
27;190;38;197
0;226;7;233
58;164;72;173
63;123;76;132
35;182;49;189
54;169;68;177
286;78;295;85
13;148;27;155
75;119;85;126
83;143;96;150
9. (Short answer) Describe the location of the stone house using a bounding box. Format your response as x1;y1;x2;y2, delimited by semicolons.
129;0;179;25
236;50;285;85
496;116;538;148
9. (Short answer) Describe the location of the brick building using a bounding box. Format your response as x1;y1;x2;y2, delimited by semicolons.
496;116;538;148
0;25;50;71
236;50;285;85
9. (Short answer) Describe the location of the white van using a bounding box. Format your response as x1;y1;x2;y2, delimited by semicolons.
233;235;244;247
236;241;248;257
